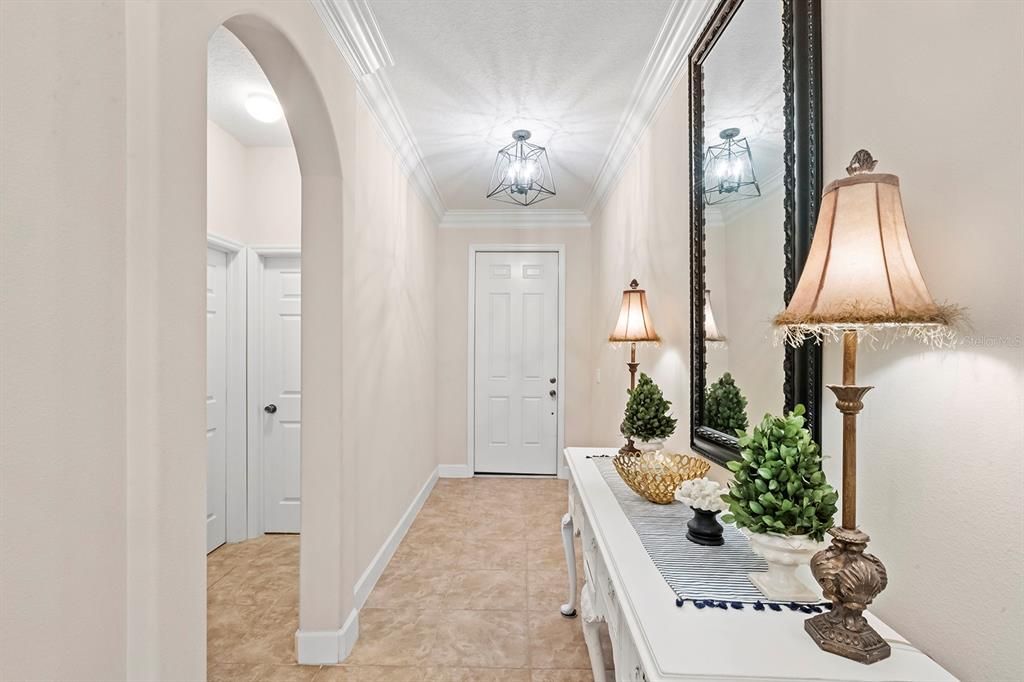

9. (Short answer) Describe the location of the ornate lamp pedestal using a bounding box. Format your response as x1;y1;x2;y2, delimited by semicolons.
804;334;890;664
805;526;890;663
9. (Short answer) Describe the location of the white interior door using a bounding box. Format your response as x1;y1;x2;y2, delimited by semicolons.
473;251;559;475
206;247;228;553
261;256;301;533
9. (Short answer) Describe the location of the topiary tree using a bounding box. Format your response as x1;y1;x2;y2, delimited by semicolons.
721;405;837;541
621;373;677;442
705;372;749;435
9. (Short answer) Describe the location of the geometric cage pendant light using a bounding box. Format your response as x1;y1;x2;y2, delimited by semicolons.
703;127;761;205
486;129;556;206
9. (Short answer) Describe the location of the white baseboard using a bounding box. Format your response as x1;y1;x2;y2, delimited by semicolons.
438;463;473;478
295;608;358;664
338;608;359;661
297;467;440;664
353;466;439;608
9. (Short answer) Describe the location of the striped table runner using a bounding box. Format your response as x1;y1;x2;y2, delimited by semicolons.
592;457;829;611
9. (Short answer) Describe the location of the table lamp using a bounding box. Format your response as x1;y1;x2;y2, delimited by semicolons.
774;150;960;664
609;279;660;453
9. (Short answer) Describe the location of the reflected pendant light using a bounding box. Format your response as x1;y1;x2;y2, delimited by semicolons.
486;129;556;206
703;127;761;205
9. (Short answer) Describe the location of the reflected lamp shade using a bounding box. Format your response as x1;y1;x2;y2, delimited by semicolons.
774;150;959;343
703;289;725;342
609;279;660;343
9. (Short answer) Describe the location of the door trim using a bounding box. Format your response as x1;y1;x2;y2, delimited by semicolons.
466;244;567;478
207;234;247;544
246;246;301;537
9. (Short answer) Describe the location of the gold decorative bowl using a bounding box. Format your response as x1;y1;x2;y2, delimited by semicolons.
613;451;711;504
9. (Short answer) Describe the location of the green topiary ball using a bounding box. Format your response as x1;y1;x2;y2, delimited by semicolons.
621;373;677;442
721;405;837;541
705;372;749;435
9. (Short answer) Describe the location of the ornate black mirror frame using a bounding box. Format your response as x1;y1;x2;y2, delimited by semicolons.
688;0;823;466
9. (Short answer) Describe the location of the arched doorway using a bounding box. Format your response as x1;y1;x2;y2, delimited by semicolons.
206;13;349;668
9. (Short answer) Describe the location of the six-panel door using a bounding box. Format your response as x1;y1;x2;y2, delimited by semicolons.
473;252;559;475
261;256;302;533
206;247;228;552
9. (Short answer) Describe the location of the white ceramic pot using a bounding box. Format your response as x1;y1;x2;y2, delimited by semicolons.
634;439;664;453
745;531;822;602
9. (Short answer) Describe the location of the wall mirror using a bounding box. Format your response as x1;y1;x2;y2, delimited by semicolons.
689;0;822;466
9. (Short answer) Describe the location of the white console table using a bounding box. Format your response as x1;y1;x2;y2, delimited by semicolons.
560;448;956;682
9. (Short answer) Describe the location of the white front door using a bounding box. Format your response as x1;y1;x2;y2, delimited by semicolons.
261;256;302;533
473;251;560;475
206;247;228;552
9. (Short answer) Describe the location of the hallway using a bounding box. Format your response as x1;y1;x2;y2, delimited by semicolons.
208;477;613;681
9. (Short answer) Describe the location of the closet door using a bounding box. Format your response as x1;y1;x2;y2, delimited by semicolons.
261;256;301;533
206;247;228;552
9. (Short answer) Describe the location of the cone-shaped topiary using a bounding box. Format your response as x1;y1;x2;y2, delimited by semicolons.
721;405;837;541
705;372;749;435
621;373;677;442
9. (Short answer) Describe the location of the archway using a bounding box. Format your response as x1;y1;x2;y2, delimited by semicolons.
211;13;350;665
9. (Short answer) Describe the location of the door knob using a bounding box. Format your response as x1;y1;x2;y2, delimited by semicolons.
264;404;278;414
549;389;557;398
549;377;557;384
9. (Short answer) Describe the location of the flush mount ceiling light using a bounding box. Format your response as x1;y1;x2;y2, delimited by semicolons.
245;93;282;123
703;127;760;205
486;129;555;207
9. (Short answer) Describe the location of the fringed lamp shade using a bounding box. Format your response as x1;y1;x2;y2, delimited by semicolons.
774;150;959;344
609;279;660;343
704;289;725;343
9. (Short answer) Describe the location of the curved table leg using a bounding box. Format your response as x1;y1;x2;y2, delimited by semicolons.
560;512;577;618
581;614;608;682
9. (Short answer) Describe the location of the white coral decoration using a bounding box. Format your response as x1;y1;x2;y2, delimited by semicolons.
676;477;727;513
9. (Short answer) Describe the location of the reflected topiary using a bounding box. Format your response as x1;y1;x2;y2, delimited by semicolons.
705;372;748;435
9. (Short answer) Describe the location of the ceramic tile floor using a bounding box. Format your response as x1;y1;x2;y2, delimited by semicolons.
208;477;615;682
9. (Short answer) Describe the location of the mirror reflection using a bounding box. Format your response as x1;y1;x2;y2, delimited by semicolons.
701;0;785;436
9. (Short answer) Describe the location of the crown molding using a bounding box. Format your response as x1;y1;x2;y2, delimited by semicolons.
439;209;590;230
309;0;392;76
584;0;717;217
309;0;446;220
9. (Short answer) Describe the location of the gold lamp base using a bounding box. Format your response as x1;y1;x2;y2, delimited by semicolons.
807;335;891;665
805;526;891;664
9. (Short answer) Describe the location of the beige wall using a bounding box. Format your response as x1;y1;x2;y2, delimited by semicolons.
588;67;697;464
246;145;301;245
818;2;1023;680
714;185;787;427
348;96;437;572
207;119;248;242
588;1;1024;678
0;2;128;679
436;228;592;469
2;1;438;678
207;119;301;246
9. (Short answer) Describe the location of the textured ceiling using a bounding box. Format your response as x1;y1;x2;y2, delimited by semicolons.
208;27;294;147
702;0;784;191
367;0;673;210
